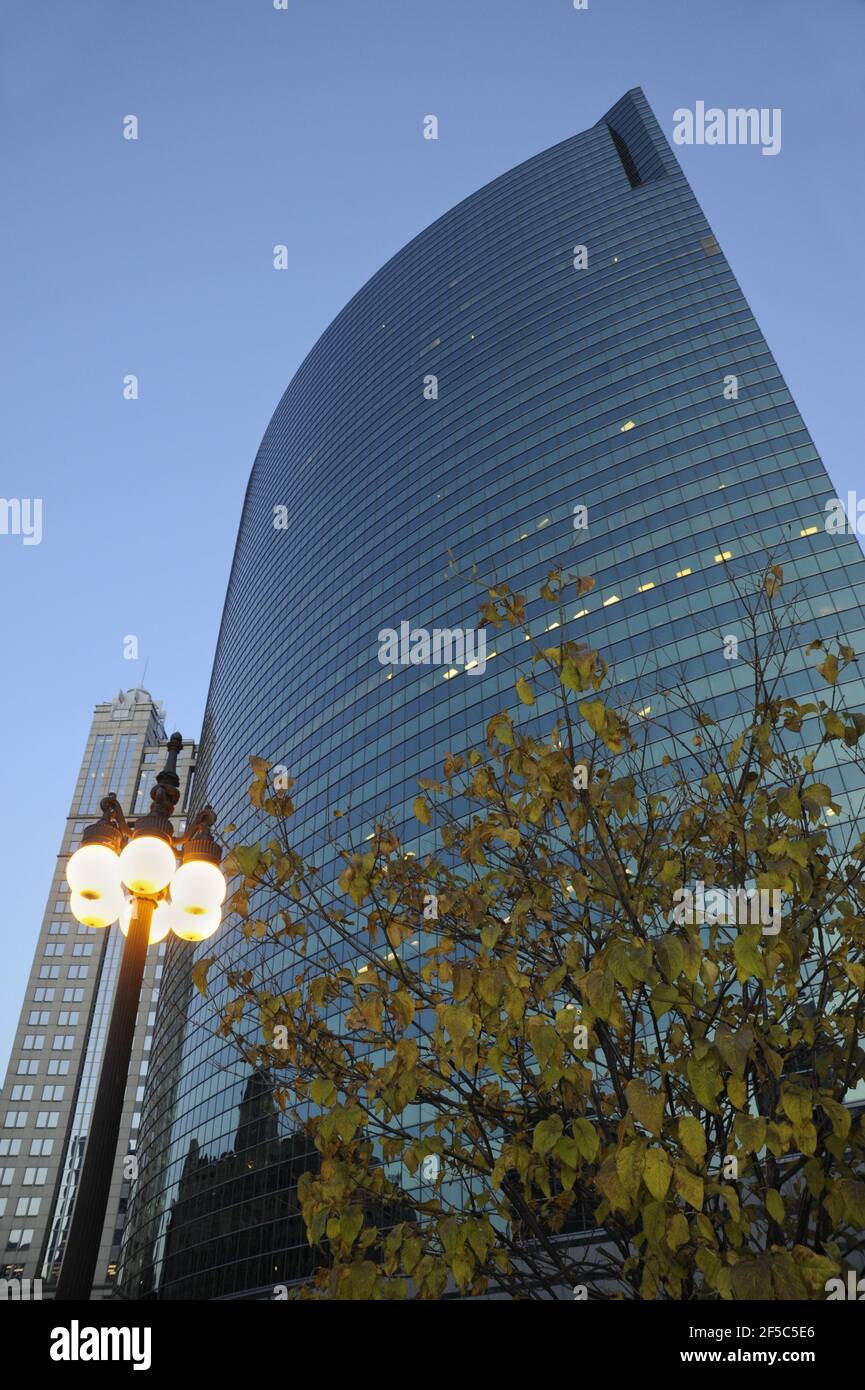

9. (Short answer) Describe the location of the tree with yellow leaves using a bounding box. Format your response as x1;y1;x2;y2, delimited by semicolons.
197;563;865;1300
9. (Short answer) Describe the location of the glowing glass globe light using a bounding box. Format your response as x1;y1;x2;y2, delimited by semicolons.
70;887;124;929
171;905;221;943
119;897;173;945
66;843;122;901
170;859;227;917
118;835;176;895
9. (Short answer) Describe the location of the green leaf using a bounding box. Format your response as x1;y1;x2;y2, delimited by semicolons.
733;928;766;984
678;1115;707;1165
667;1211;689;1249
675;1164;704;1211
310;1076;336;1106
766;1188;785;1224
801;782;833;812
835;1178;865;1228
515;676;536;706
727;1076;747;1109
560;659;583;692
626;1079;665;1137
572;1118;599;1163
345;1262;377;1299
821;1097;851;1140
768;1253;808;1301
696;1247;722;1288
533;1115;564;1158
644;1148;672;1201
442;1004;472;1047
583;968;615;1022
486;712;514;748
817;653;839;684
730;1256;774;1301
780;1088;812;1127
533;1024;559;1073
777;787;802;818
715;1024;754;1079
595;1154;629;1212
726;732;745;769
642;1200;666;1247
233;846;261;878
579;699;607;735
391;990;414;1031
656;935;684;982
687;1054;722;1113
616;1142;646;1198
339;1206;365;1250
735;1113;767;1154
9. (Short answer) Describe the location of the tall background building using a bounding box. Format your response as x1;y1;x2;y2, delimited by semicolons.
119;89;865;1299
0;690;195;1295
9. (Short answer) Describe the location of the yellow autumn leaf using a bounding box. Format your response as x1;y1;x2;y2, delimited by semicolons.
516;676;536;706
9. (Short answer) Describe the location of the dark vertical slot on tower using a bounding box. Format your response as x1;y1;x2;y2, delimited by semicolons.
607;125;642;189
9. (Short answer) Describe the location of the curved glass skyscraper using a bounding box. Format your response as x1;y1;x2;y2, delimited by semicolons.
119;89;865;1298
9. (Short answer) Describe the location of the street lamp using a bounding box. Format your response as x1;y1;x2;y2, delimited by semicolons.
54;732;226;1301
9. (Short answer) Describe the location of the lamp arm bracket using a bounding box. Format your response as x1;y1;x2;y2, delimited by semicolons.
100;793;132;840
176;805;218;846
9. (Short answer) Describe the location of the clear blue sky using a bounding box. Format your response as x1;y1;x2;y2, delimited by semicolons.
1;0;862;1066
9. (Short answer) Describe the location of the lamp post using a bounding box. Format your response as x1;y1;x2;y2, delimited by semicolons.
54;732;226;1301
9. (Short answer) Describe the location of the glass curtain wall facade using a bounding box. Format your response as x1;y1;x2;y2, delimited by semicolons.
119;89;865;1299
